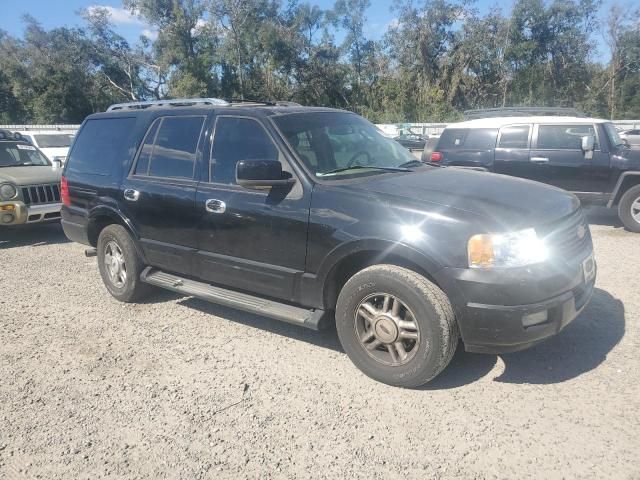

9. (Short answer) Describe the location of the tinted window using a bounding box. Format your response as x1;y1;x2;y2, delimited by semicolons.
498;125;530;149
134;119;160;176
33;134;74;148
210;117;279;184
144;116;204;179
67;118;136;175
537;124;598;150
438;128;498;150
0;142;50;167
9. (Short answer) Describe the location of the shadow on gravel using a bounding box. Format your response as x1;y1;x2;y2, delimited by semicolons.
141;286;624;388
425;288;624;388
178;297;344;353
494;288;625;384
0;222;69;249
583;205;623;228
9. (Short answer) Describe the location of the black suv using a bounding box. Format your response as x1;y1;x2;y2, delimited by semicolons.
424;114;640;232
61;99;596;387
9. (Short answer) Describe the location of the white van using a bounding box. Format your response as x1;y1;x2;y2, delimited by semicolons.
19;130;76;164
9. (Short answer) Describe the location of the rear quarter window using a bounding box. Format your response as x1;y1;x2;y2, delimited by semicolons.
66;117;136;176
438;128;498;150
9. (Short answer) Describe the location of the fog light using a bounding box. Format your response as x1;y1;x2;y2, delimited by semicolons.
522;310;548;327
2;213;14;224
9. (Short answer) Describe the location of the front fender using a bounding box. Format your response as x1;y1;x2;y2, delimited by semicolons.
608;171;640;207
315;238;443;286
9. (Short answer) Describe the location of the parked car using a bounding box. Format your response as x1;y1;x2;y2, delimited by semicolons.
424;116;640;232
0;129;63;226
618;129;640;148
394;133;428;149
19;130;75;164
61;99;595;387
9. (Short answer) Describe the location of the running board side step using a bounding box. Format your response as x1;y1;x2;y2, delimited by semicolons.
140;267;328;330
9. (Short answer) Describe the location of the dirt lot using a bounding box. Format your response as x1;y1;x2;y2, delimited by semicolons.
1;207;639;480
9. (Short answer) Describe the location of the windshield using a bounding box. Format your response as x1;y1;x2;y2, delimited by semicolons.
604;123;624;147
0;142;50;167
273;112;418;178
33;134;74;148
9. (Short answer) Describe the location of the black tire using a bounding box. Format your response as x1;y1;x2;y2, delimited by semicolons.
97;224;151;302
335;264;458;388
618;184;640;233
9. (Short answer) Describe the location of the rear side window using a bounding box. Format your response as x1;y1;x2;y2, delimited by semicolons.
67;118;136;175
438;128;498;150
537;124;598;150
498;125;530;149
134;116;205;179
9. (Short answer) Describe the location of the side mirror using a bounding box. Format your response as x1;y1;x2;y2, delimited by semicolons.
581;135;595;152
236;159;295;188
52;159;62;171
581;135;595;160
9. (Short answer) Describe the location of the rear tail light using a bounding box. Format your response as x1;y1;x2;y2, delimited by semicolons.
61;176;70;206
430;151;443;162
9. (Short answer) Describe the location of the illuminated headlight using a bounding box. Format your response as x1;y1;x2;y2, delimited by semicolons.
468;228;548;268
0;183;17;200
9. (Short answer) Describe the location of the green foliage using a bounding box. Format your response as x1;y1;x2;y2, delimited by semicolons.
0;0;639;123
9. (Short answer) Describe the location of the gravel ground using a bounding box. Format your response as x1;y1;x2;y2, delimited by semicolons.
1;206;639;479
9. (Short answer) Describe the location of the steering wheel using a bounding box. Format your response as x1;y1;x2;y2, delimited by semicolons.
346;151;372;168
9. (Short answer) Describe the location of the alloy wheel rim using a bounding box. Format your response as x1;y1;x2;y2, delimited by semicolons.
631;197;640;223
354;293;420;366
104;241;127;288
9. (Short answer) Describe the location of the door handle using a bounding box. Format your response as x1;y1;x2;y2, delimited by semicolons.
531;157;549;163
205;199;226;214
123;189;140;201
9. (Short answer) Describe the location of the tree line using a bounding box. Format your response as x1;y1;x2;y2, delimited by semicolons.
0;0;639;124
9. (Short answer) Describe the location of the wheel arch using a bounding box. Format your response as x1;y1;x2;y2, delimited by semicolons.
87;206;146;262
319;239;443;311
607;172;640;208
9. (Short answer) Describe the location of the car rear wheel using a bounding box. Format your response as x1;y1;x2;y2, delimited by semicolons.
618;184;640;233
97;224;151;302
335;264;458;388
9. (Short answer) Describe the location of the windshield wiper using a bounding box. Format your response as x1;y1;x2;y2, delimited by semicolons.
397;159;426;168
318;165;412;176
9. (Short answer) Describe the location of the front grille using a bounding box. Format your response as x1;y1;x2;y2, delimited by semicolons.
21;184;61;205
537;209;592;260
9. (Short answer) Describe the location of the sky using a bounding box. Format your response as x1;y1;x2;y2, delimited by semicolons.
0;0;616;61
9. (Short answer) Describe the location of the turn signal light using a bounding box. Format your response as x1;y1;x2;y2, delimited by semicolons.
61;176;71;206
0;204;15;211
430;151;443;162
468;234;495;267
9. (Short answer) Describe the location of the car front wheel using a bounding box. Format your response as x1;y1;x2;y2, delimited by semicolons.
335;264;458;388
618;184;640;233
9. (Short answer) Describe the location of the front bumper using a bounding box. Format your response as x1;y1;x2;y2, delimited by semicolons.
0;201;62;226
435;253;596;354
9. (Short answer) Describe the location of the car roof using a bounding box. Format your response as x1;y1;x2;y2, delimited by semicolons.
18;130;75;135
448;116;610;129
84;104;346;122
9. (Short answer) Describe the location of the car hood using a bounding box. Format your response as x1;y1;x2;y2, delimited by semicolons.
39;147;69;160
0;166;62;185
354;166;579;230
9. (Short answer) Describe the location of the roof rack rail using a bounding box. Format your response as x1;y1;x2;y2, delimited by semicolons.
226;98;302;107
106;98;302;112
464;107;585;120
107;98;231;111
0;129;30;142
